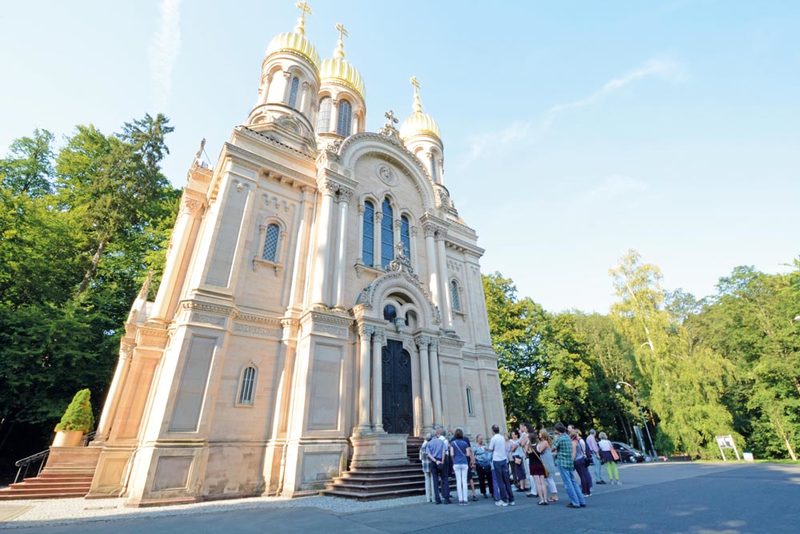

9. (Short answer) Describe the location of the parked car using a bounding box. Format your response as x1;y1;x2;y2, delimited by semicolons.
612;441;646;463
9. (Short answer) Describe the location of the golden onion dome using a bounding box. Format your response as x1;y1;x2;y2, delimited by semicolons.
266;31;320;70
400;76;440;139
264;3;320;70
320;24;366;99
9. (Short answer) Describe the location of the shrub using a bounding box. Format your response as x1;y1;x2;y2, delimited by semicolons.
55;389;94;433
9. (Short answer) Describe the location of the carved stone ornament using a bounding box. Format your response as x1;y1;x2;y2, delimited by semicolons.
376;163;397;186
378;110;402;144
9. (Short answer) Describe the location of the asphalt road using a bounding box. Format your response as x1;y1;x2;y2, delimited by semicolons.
7;462;800;533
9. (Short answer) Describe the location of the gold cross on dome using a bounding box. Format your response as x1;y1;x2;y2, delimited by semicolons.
296;0;312;20
335;22;349;41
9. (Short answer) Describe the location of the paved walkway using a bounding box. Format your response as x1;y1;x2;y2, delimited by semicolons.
1;462;798;533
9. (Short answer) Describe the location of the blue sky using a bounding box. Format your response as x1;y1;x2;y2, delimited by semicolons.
1;1;798;312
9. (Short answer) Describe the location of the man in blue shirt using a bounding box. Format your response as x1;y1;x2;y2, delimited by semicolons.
426;427;451;504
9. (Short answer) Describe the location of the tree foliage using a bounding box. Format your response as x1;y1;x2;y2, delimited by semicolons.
486;251;799;460
0;115;179;478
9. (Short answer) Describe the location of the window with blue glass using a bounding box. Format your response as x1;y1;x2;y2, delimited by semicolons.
362;200;375;266
450;279;462;312
317;97;331;132
400;215;411;259
380;198;394;268
287;76;300;109
336;99;352;137
262;223;280;262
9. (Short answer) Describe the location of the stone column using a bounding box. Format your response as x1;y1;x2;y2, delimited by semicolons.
281;71;292;103
310;180;336;307
93;342;133;444
429;339;443;425
333;187;352;309
415;335;433;434
355;324;374;434
330;100;340;134
150;195;203;321
435;233;452;330
424;224;440;308
287;188;308;311
371;329;385;432
257;74;272;106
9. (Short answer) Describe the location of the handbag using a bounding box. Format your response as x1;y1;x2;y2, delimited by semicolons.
610;447;620;462
531;446;549;478
514;456;522;465
581;442;593;466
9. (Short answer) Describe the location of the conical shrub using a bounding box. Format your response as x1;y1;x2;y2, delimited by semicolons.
55;389;95;433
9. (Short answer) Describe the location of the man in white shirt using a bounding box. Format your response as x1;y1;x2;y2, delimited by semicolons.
487;424;515;506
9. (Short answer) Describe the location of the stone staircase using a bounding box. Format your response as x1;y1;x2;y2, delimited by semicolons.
0;473;94;500
323;436;456;501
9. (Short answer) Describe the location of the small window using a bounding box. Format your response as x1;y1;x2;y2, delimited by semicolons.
336;99;352;137
466;387;474;416
362;201;375;266
400;215;411;258
317;97;332;132
238;366;257;405
263;223;280;262
381;198;394;268
450;279;462;312
288;76;300;108
383;304;397;322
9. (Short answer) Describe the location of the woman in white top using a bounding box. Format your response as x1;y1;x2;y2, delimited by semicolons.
598;432;621;484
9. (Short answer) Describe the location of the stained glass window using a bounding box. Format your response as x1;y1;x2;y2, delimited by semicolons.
238;366;256;405
336;99;352;137
362;201;375;266
317;97;331;132
288;76;300;108
263;223;280;262
381;199;394;268
450;279;461;312
400;215;411;259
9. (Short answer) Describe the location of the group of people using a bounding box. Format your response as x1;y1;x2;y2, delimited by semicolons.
420;422;623;509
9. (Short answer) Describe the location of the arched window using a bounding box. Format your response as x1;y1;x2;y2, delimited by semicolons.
317;97;332;132
400;215;411;258
262;223;280;262
430;152;438;182
362;200;375;266
381;198;394;268
238;366;257;405
287;76;300;108
450;279;462;312
466;386;474;416
336;99;352;137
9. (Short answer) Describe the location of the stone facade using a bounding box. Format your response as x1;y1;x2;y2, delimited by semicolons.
87;6;506;506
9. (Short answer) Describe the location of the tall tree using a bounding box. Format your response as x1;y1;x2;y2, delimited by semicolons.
0;129;55;197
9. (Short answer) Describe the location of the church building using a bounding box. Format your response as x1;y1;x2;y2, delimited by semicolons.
87;3;506;506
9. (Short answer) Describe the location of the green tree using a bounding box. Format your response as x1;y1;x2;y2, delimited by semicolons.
0;129;55;197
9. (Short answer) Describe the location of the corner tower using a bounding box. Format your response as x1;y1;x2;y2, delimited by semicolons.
246;1;321;152
400;77;444;183
316;23;366;144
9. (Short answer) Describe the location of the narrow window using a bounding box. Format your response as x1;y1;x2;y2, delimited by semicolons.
400;215;411;258
263;223;280;262
336;99;352;137
362;201;375;266
430;152;438;182
381;198;394;268
287;76;300;108
450;279;461;312
466;387;474;416
239;366;257;405
317;97;332;132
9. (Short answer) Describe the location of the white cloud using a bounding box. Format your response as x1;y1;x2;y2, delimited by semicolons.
542;58;685;131
462;57;685;164
149;0;182;111
570;174;650;214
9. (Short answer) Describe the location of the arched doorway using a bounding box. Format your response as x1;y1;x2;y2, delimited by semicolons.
381;340;412;434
